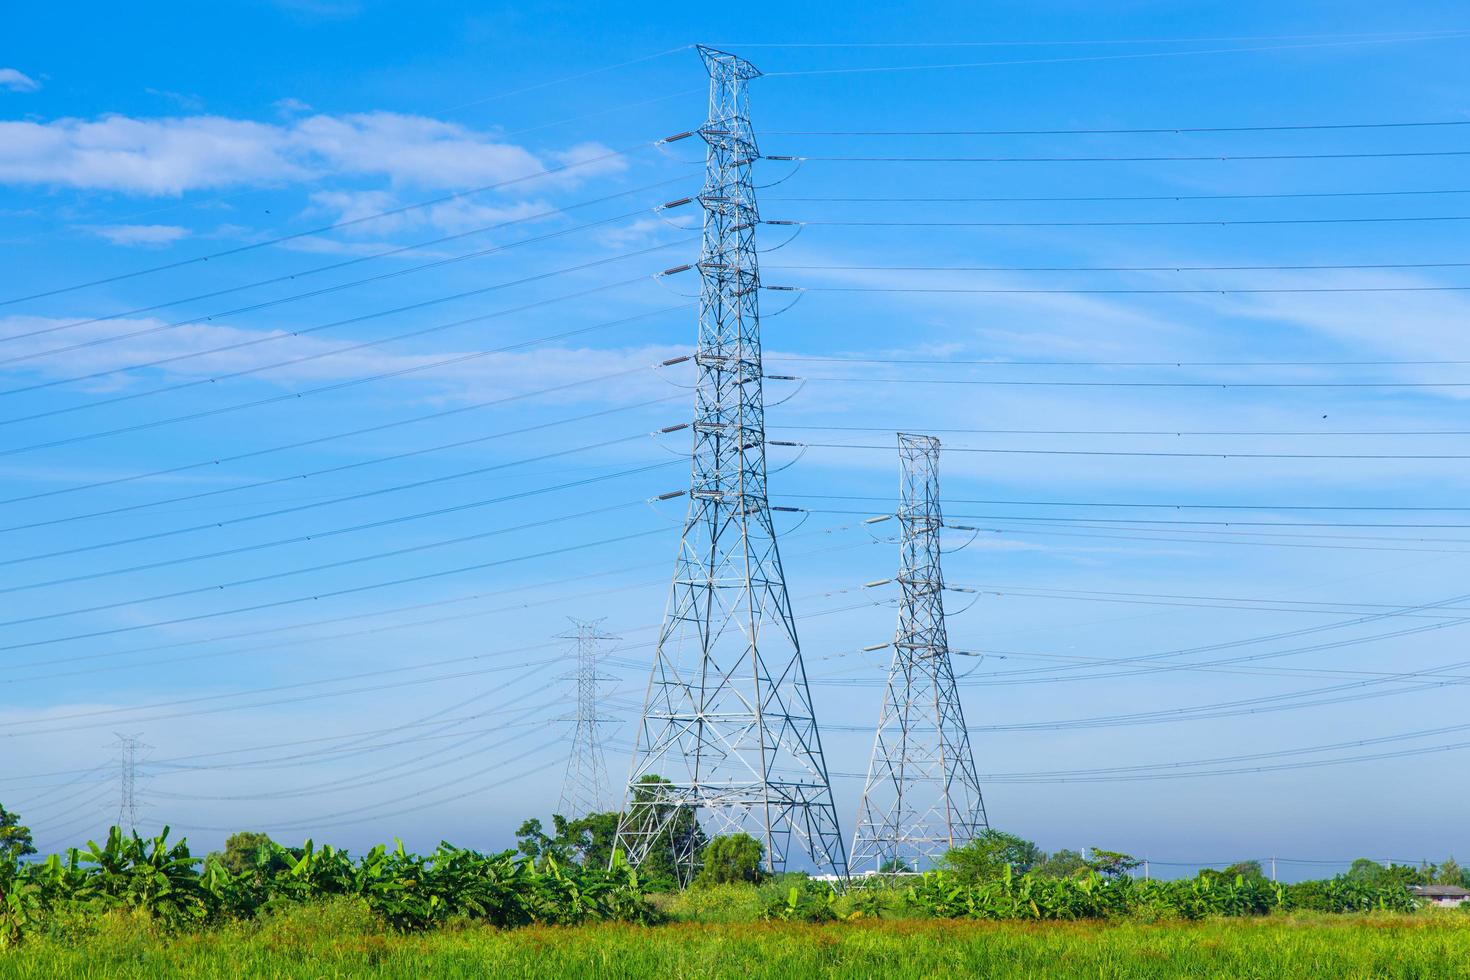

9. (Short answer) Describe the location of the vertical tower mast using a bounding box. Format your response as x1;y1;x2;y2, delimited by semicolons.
558;619;618;819
113;732;143;832
851;433;988;873
615;45;847;881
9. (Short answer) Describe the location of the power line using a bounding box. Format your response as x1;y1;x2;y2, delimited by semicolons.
767;259;1470;278
771;421;1470;435
784;377;1470;392
0;305;688;459
0;470;675;625
0;394;678;535
0;484;664;599
0;178;694;351
719;30;1470;49
759;33;1470;77
771;150;1470;163
1;427;675;564
960;584;1470;618
767;188;1470;204
783;492;1470;513
767;357;1470;370
1;520;880;682
776;215;1470;230
0;361;670;509
0;241;693;417
782;283;1470;296
764;119;1470;136
0;527;672;657
782;440;1470;460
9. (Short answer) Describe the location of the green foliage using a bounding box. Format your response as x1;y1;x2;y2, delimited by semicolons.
9;914;1470;977
760;877;838;923
901;864;1416;921
1032;848;1088;879
694;833;764;887
1085;848;1141;879
0;804;36;865
0;825;657;948
940;829;1044;882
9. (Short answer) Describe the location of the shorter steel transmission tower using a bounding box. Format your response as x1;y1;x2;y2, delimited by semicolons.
112;733;146;832
558;620;619;819
850;434;988;873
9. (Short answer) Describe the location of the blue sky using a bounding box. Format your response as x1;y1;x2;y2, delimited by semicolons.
4;2;1470;878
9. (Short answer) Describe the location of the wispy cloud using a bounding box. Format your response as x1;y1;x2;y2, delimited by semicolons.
145;88;204;111
0;68;39;93
0;111;625;197
85;224;191;247
0;313;683;405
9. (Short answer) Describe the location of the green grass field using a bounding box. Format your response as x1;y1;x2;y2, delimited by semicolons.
4;907;1470;979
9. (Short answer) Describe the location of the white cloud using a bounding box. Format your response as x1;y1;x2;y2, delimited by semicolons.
0;111;624;196
273;97;313;115
0;68;39;93
305;189;555;235
86;224;191;247
0;312;682;405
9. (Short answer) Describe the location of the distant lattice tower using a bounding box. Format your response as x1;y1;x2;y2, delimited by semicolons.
113;732;146;832
850;433;988;873
613;45;848;882
557;620;619;819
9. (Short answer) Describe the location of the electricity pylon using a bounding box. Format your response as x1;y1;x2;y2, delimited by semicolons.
557;619;619;819
113;732;146;832
614;45;847;882
850;434;988;873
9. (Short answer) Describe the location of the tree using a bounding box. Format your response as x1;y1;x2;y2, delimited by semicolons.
694;833;764;886
1347;858;1419;888
1438;857;1470;889
1224;860;1265;880
618;774;707;887
207;831;292;881
942;830;1043;882
878;856;912;874
516;812;621;870
1033;848;1089;879
0;804;35;864
1086;849;1142;879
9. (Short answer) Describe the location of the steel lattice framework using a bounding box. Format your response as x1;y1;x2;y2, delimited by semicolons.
850;434;988;873
557;620;619;819
614;45;847;882
113;732;145;832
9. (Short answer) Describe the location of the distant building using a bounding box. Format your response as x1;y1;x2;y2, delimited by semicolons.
1410;885;1470;908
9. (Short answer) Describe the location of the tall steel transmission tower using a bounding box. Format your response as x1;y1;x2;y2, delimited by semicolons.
850;434;988;873
558;619;618;819
112;733;145;832
614;45;847;881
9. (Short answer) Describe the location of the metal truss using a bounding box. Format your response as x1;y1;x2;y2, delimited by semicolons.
850;433;988;873
614;45;848;882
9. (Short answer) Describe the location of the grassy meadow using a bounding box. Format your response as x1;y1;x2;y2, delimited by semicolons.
3;905;1470;979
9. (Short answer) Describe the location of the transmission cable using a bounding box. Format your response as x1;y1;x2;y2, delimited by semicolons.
771;149;1470;163
0;358;676;509
0;241;694;422
767;187;1470;204
1;519;879;679
0;392;679;535
0;304;688;459
0;527;670;657
764;119;1470;136
0;466;677;626
0;178;694;350
784;377;1470;393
